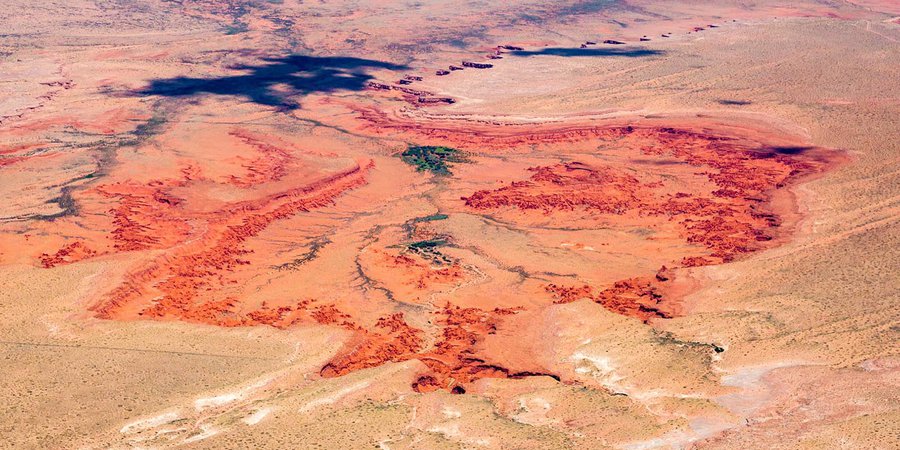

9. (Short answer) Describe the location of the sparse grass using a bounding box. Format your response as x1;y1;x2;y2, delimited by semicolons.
400;145;469;176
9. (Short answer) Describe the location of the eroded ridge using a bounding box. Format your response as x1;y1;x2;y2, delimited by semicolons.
546;275;671;323
464;163;652;215
88;159;373;322
319;303;554;394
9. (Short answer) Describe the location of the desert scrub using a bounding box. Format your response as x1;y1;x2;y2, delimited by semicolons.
407;238;448;250
405;238;454;265
413;213;448;223
400;145;469;176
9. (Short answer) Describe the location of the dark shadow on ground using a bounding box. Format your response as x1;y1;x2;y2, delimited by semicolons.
752;146;816;158
135;54;407;110
510;47;664;58
768;146;814;155
719;99;753;106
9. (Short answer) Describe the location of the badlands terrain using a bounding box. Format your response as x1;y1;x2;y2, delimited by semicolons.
0;0;898;448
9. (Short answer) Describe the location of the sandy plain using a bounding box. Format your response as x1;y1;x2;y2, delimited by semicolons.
0;0;898;449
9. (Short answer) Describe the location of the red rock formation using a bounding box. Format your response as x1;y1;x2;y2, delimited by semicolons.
97;182;191;252
655;265;674;282
365;82;392;91
320;312;424;378
39;241;96;268
462;61;493;69
545;277;673;323
225;130;293;187
418;97;455;104
318;302;549;393
593;278;671;322
463;162;650;214
410;304;522;392
90;161;373;321
41;103;837;394
545;284;594;304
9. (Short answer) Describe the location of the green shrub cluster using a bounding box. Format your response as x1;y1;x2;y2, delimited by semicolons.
400;145;468;176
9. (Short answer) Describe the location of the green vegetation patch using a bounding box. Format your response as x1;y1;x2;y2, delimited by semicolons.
400;145;469;176
413;213;448;223
407;238;448;251
404;237;454;266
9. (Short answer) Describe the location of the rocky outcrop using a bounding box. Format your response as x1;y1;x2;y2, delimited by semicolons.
320;312;424;378
545;276;673;323
462;162;649;214
418;96;455;104
365;81;392;90
225;130;292;187
39;241;96;268
90;160;373;321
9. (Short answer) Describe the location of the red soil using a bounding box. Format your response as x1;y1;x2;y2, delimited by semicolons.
458;129;832;266
0;144;50;167
97;182;192;252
